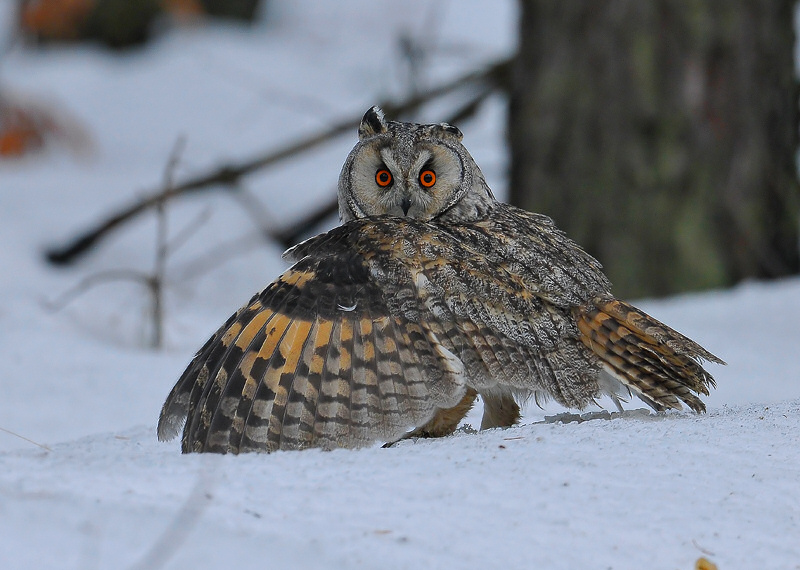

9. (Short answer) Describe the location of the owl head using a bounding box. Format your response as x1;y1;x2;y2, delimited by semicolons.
338;106;495;223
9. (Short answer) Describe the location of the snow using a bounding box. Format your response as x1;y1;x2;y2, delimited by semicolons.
3;402;799;569
0;2;798;569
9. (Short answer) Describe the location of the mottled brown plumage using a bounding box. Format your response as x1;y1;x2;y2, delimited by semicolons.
158;107;723;453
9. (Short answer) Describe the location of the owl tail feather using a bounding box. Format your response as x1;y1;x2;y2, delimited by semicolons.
575;295;724;413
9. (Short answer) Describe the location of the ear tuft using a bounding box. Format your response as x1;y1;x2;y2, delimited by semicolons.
439;123;463;140
359;106;388;139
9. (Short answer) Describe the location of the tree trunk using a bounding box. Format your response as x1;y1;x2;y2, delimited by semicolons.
509;0;799;298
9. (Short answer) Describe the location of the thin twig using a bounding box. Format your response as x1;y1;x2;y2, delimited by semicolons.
228;181;280;240
271;194;340;249
44;58;511;265
0;426;53;451
163;207;213;258
149;136;186;348
127;467;216;570
174;230;268;282
43;269;152;312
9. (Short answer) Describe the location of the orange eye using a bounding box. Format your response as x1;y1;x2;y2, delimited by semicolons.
376;169;392;187
419;170;436;188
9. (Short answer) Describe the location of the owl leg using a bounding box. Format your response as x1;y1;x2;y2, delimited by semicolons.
411;387;478;437
479;391;521;430
381;387;478;447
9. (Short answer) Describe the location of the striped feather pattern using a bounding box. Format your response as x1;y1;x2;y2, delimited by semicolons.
159;211;723;454
158;237;474;453
575;295;723;412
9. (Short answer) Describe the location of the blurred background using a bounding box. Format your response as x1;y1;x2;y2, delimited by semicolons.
3;0;797;301
0;1;798;450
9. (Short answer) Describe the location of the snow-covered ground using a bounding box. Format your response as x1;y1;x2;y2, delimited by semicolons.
1;2;798;568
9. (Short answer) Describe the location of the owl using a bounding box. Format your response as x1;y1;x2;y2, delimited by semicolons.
157;106;724;454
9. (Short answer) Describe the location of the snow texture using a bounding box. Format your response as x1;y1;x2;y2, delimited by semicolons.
1;2;798;568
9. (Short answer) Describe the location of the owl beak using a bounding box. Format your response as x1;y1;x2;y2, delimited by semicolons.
400;197;412;216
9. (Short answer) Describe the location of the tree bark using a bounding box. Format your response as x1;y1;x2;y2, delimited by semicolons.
509;0;799;298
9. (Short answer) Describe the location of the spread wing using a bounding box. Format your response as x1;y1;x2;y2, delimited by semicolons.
575;295;724;413
158;214;612;453
287;215;608;424
158;211;721;454
158;220;473;453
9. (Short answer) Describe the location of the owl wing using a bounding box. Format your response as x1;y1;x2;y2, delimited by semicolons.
158;219;472;453
575;294;724;413
415;204;721;412
420;204;614;408
445;203;613;307
292;214;608;413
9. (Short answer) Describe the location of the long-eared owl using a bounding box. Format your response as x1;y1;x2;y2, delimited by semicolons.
158;106;724;453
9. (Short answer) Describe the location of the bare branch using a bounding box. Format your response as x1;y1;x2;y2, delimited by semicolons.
272;82;500;249
44;57;511;265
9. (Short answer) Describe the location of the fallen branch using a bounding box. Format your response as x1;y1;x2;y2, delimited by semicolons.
45;57;511;265
0;426;53;452
128;467;216;570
